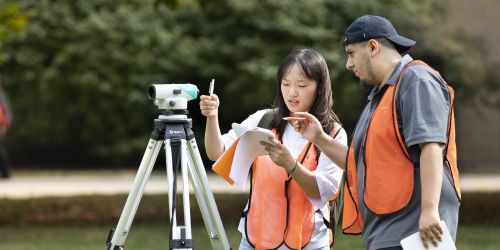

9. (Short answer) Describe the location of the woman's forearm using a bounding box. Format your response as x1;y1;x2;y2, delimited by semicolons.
204;116;225;161
287;162;321;199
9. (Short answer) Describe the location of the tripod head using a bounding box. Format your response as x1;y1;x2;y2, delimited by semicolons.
148;83;199;112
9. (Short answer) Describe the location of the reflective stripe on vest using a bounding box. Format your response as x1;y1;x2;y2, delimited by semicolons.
246;129;317;249
342;60;461;234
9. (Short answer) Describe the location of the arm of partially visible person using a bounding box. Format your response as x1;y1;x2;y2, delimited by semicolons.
199;94;225;161
293;112;348;170
419;142;445;248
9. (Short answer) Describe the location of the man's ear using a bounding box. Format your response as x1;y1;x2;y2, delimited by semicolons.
367;39;379;56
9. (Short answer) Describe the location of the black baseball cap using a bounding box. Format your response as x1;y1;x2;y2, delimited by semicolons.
342;15;416;53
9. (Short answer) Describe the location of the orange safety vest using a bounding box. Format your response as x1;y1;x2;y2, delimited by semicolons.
342;60;461;234
245;129;318;249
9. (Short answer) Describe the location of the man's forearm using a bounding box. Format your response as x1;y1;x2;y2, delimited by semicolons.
420;143;445;211
314;132;348;170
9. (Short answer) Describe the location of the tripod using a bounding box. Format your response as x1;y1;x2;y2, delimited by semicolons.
106;113;230;250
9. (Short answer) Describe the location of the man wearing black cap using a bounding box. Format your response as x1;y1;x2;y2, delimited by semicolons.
292;15;460;250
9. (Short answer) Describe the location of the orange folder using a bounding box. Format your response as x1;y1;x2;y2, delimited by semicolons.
211;138;240;185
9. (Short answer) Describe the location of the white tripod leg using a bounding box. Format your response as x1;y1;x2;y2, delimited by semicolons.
107;139;163;250
107;116;230;250
186;137;231;250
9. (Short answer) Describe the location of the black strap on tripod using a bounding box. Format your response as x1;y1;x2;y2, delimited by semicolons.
168;136;194;249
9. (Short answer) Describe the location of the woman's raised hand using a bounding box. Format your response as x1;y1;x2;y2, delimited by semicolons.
199;94;220;118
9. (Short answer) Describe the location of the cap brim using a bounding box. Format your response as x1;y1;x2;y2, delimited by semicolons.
386;35;416;53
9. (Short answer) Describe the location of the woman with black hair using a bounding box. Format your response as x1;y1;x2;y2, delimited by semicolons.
199;48;347;250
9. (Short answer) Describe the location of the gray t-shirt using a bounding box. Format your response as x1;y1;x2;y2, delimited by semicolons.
351;55;460;250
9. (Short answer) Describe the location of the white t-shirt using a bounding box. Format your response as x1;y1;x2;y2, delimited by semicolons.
221;110;348;250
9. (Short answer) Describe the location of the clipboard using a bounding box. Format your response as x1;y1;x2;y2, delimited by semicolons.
400;221;456;250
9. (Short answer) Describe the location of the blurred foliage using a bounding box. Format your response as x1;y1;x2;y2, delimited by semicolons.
0;0;491;167
0;0;30;64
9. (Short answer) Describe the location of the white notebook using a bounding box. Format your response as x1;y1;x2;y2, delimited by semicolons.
400;221;456;250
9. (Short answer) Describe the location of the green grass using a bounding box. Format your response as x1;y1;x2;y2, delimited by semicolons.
0;222;242;250
0;223;499;250
1;192;500;249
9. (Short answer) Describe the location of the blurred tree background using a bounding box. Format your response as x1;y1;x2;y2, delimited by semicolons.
0;1;28;63
0;0;494;168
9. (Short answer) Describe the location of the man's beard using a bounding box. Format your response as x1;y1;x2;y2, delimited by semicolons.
359;79;374;92
359;59;376;92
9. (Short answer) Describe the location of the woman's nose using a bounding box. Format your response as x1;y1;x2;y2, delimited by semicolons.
288;86;299;96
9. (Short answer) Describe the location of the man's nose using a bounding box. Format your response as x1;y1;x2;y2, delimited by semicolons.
345;58;353;71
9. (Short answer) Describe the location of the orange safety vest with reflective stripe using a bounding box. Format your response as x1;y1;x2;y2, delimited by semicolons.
245;129;317;249
342;60;461;234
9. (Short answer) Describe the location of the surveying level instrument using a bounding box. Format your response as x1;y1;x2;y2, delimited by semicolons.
106;83;230;250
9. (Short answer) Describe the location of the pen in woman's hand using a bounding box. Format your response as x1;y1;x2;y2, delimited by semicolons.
282;117;308;121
